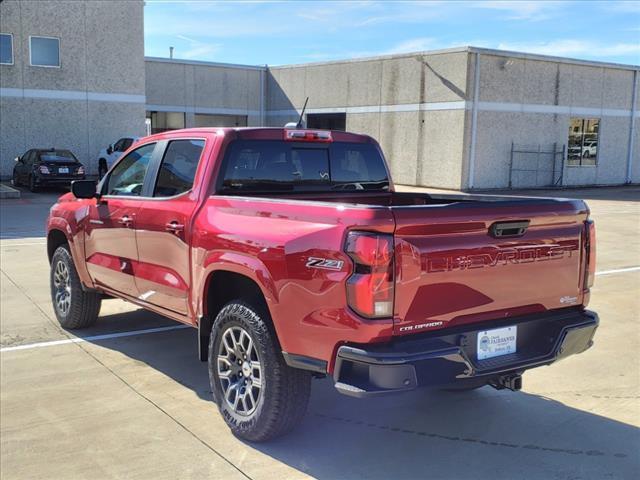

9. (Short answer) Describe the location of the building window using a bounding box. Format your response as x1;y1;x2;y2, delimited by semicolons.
0;33;13;65
194;113;247;127
30;36;60;67
306;113;346;131
568;118;599;166
148;111;185;134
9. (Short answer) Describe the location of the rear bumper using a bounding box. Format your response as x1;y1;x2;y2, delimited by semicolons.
333;308;598;398
35;175;85;185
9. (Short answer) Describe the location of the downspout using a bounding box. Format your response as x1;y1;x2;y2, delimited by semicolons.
626;69;638;184
260;65;267;126
468;51;480;190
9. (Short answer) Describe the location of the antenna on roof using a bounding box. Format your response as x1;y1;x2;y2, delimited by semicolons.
296;97;309;128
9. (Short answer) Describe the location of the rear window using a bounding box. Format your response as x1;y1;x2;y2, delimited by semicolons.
221;140;389;192
38;151;77;162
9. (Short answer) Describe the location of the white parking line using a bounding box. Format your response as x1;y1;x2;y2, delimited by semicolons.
0;325;191;353
0;241;47;247
595;266;640;276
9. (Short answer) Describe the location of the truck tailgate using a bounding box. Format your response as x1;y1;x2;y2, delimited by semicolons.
392;198;589;335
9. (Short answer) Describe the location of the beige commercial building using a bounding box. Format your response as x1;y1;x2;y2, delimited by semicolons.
2;0;638;189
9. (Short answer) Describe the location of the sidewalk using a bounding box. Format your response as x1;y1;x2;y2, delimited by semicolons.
0;182;20;199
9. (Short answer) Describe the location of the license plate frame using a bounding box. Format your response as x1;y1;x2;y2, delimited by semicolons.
477;325;517;360
58;167;69;174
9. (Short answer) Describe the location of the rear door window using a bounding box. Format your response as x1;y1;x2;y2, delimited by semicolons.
153;139;205;197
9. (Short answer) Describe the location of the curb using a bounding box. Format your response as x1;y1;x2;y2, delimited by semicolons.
0;183;21;199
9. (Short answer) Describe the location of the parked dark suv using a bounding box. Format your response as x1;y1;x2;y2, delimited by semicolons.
12;149;85;192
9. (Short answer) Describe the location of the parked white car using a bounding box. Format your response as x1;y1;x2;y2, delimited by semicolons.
97;137;138;178
582;141;597;158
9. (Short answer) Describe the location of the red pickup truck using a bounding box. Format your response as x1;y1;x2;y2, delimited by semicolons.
47;127;598;441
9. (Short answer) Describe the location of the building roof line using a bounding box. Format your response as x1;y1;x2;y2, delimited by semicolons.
147;47;639;73
144;56;266;71
269;46;640;72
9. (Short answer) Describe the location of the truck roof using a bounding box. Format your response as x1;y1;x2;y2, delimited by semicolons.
143;127;374;144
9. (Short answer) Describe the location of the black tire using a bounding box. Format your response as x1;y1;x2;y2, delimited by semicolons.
98;161;108;179
209;300;311;442
50;244;101;329
28;175;38;192
11;169;19;187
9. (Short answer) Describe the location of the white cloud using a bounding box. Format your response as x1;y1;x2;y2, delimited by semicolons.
475;1;564;21
173;35;222;60
497;40;640;59
383;37;438;54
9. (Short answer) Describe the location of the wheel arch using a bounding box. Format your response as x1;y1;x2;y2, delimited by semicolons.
47;228;68;263
47;222;95;290
198;269;277;361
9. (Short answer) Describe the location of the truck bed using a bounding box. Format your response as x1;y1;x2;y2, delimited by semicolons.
222;190;589;335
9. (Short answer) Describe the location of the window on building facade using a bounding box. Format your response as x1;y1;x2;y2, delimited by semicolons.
568;118;599;166
149;111;185;134
194;113;247;127
306;113;347;131
0;34;13;65
30;36;60;67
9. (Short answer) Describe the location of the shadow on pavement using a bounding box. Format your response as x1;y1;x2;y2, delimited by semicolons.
85;310;640;480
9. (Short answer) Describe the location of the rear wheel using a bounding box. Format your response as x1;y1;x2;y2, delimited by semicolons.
209;300;311;442
50;245;101;329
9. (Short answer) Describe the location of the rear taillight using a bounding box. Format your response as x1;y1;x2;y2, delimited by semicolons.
284;129;332;142
77;166;85;175
345;231;394;318
39;165;50;174
584;219;596;290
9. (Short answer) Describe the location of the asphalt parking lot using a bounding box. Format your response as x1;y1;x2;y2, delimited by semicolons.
1;184;639;480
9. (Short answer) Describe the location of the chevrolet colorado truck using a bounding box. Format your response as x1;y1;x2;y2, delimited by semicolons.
47;127;598;441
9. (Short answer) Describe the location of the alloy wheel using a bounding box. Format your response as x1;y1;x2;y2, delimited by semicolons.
53;260;71;315
217;326;263;416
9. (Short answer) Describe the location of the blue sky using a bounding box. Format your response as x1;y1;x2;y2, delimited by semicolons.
144;1;640;66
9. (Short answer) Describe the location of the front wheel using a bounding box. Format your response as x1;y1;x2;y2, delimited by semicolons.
11;169;19;187
50;245;101;329
209;300;311;442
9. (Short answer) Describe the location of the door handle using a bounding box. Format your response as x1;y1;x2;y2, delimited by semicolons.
118;215;133;227
165;221;184;233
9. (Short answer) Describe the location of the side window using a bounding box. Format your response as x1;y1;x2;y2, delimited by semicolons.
106;143;155;196
113;139;125;152
24;150;35;165
121;138;134;151
153;139;205;197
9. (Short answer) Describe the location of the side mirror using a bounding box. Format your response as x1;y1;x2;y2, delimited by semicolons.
14;156;21;163
107;145;113;155
71;180;98;199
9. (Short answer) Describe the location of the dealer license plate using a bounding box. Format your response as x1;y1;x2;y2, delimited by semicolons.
477;325;517;360
58;167;69;174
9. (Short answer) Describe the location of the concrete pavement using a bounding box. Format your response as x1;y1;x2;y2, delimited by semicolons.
1;185;639;479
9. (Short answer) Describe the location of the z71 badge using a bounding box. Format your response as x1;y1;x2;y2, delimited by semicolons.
306;257;344;271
